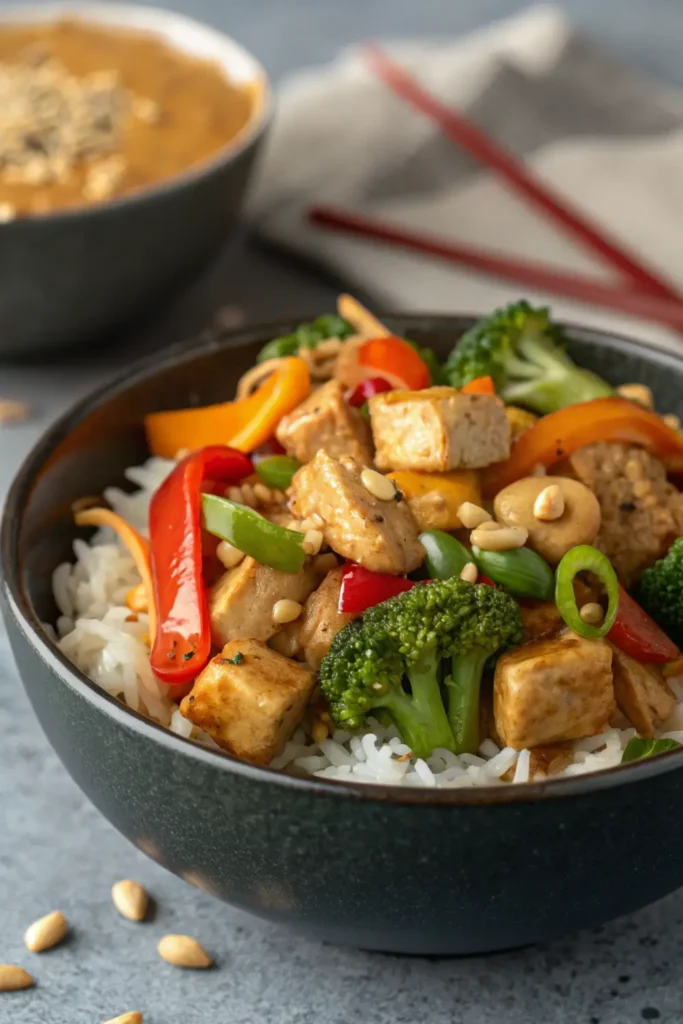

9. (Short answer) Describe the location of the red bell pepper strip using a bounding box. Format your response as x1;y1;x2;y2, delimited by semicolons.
347;376;393;407
149;446;253;684
608;585;679;663
338;563;418;614
358;336;431;391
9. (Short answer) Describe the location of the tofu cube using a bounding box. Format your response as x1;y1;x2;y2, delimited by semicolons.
610;645;675;737
275;379;373;464
289;450;423;574
370;387;511;472
209;557;317;648
494;631;615;749
181;639;315;764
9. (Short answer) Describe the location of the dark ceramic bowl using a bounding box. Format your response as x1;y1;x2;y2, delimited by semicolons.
0;3;270;357
3;315;683;956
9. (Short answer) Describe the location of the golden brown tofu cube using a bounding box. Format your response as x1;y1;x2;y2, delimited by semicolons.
494;631;615;749
610;645;675;737
289;450;423;574
209;557;317;648
369;387;511;472
298;567;356;670
180;639;315;765
275;379;373;464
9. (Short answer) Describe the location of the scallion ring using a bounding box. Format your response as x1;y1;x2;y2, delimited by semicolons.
555;544;619;639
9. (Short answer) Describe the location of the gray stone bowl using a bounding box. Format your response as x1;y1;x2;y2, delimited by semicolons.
3;315;683;955
0;2;271;357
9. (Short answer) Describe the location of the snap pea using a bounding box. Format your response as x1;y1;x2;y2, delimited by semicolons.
420;530;471;580
555;544;619;639
472;545;555;601
202;493;306;574
255;455;301;490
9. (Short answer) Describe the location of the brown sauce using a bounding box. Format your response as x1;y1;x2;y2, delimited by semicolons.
0;19;257;216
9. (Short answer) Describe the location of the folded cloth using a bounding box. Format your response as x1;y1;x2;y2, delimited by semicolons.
248;4;683;352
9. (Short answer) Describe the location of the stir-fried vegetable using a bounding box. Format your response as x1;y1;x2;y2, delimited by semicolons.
483;397;683;496
358;335;431;391
637;537;683;650
257;315;354;363
321;577;522;757
621;737;680;764
74;508;157;639
145;357;311;459
420;530;471;580
202;493;307;574
346;376;393;407
471;545;555;600
337;563;418;614
555;545;619;640
390;471;482;533
461;375;495;395
255;454;301;491
609;586;679;664
148;447;253;685
445;301;613;413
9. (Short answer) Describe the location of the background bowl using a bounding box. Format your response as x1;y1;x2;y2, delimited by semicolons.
3;315;683;956
0;2;270;357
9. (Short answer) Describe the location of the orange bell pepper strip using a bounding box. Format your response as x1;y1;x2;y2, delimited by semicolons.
358;335;430;390
74;508;157;640
461;375;495;395
144;357;311;459
484;397;683;497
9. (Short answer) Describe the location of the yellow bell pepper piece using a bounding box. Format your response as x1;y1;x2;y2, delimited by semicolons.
145;357;311;459
387;469;482;533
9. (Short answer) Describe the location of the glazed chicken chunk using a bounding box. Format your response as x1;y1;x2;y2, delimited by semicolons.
289;450;423;574
494;631;615;750
209;556;317;647
610;645;675;738
180;639;315;765
275;379;373;464
369;387;511;472
297;566;356;670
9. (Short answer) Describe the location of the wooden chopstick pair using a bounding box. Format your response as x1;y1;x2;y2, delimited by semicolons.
308;44;683;331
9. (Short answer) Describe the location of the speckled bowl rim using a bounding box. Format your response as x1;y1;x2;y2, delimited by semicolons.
4;313;683;807
0;1;272;224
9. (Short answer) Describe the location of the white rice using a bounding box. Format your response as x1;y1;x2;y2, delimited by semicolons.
52;457;683;789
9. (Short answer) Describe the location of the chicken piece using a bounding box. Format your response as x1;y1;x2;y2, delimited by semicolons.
209;557;317;647
297;567;356;670
563;443;683;586
610;645;675;737
180;639;315;765
289;450;423;574
494;631;615;749
275;379;372;464
369;387;511;472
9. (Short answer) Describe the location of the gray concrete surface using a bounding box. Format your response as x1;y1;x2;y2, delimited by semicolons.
3;2;683;1021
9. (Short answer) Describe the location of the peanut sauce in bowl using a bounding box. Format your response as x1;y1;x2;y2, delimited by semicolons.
0;16;257;218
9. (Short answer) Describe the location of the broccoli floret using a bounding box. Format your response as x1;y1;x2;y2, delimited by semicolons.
257;315;354;363
638;537;683;648
444;300;613;414
319;577;522;758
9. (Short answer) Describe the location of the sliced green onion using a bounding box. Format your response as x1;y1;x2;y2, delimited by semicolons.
471;545;554;600
555;544;619;639
420;530;471;580
621;737;680;764
202;493;306;574
255;455;301;490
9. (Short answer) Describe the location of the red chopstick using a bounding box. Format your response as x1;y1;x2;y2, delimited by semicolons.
309;204;683;331
363;44;683;305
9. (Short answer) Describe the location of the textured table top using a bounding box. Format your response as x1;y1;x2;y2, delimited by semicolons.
3;2;683;1022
